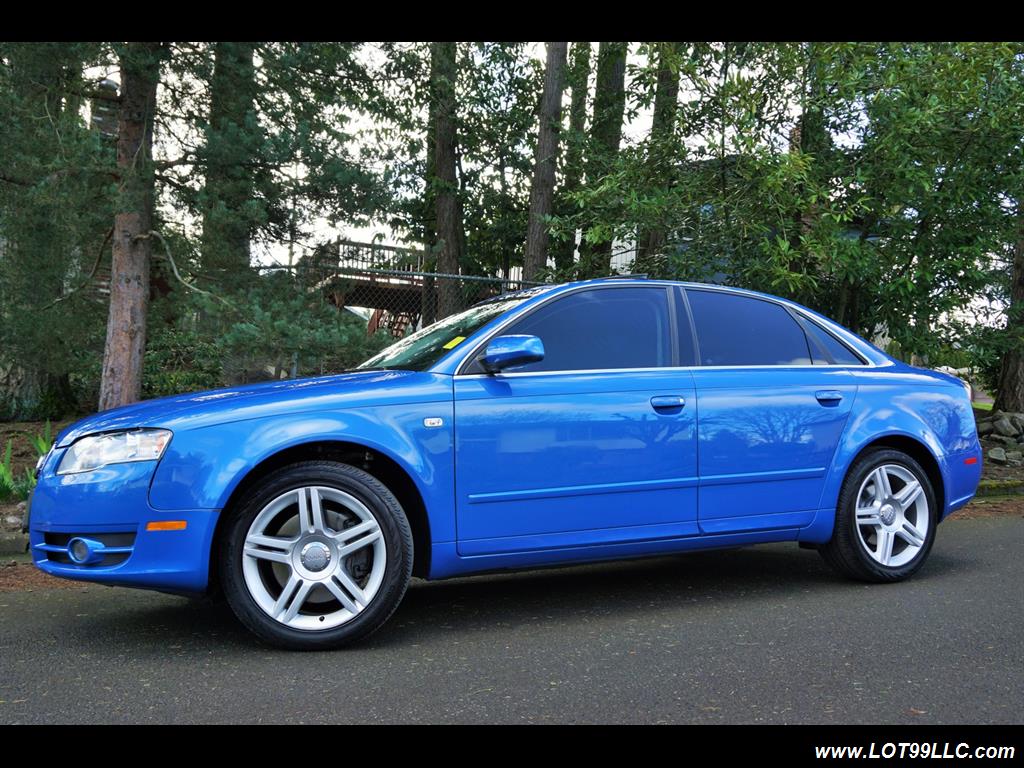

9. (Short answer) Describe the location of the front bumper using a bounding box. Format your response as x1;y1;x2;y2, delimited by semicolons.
29;458;219;593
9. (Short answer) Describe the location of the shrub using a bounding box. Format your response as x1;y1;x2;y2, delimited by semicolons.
143;327;224;398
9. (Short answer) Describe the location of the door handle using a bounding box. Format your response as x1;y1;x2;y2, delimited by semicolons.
815;390;843;404
650;395;686;411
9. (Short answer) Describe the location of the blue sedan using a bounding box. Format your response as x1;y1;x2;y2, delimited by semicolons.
29;279;982;649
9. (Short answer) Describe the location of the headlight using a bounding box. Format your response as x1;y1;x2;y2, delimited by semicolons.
57;429;172;475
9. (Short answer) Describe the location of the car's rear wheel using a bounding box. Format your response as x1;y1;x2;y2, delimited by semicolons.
219;461;413;649
820;448;937;582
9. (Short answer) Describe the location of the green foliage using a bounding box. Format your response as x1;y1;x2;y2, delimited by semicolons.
26;420;53;458
553;42;1024;363
1;41;400;418
143;328;224;398
3;41;1024;420
364;42;543;277
961;324;1007;397
0;42;114;419
192;271;392;384
0;438;35;502
0;440;13;499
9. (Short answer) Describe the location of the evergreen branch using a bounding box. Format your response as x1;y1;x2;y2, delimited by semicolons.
142;230;236;310
39;227;114;311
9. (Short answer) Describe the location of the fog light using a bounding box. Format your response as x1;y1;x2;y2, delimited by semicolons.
67;537;104;565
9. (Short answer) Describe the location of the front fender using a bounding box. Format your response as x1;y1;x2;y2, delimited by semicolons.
148;401;457;542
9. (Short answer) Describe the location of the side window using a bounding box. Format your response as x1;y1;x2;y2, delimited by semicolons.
500;287;672;373
805;322;866;366
687;289;812;366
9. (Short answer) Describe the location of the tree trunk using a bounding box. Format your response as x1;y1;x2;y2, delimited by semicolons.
419;71;438;328
579;42;627;278
789;42;832;306
523;42;568;282
996;209;1024;412
553;42;591;275
98;42;164;412
430;42;463;319
200;42;257;283
635;42;683;267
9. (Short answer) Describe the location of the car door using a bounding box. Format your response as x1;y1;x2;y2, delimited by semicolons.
683;288;860;534
453;285;699;556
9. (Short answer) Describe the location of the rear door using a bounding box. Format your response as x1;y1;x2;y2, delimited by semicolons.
453;286;700;556
684;288;860;534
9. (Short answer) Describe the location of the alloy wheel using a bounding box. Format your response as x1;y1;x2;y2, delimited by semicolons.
853;464;930;568
241;486;387;630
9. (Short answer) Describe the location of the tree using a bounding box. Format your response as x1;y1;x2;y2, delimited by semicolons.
199;42;258;282
429;42;463;318
634;42;684;267
553;42;592;275
98;42;165;411
6;41;1024;419
364;42;541;286
523;42;567;281
578;42;627;278
457;43;540;282
0;42;112;418
995;209;1024;411
990;52;1024;410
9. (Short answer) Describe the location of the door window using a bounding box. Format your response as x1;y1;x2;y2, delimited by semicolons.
499;287;672;373
686;289;812;366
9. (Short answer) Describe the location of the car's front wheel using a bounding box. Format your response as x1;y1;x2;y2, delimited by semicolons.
820;448;937;583
219;461;413;650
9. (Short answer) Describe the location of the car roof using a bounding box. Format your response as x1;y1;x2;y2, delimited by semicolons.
492;277;802;306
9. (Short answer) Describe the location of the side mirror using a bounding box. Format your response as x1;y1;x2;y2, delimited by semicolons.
480;335;545;373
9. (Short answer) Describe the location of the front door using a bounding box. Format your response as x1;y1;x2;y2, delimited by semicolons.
453;286;699;556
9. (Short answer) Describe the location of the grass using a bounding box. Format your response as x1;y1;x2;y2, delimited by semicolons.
974;401;993;411
976;478;1024;496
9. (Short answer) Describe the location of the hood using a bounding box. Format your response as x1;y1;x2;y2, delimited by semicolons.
56;369;450;447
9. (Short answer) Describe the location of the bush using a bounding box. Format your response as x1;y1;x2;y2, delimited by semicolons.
963;324;1005;398
200;273;392;385
143;327;224;398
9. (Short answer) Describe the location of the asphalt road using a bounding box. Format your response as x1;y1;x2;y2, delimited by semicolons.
2;517;1021;724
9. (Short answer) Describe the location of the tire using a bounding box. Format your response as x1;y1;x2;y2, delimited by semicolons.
219;461;413;650
820;448;937;583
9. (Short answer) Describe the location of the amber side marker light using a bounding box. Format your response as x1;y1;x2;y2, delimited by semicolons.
146;520;188;531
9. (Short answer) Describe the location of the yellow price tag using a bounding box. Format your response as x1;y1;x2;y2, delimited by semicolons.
442;336;466;350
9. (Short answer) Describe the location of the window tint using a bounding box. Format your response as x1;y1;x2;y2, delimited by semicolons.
805;322;865;365
499;287;672;372
687;289;812;366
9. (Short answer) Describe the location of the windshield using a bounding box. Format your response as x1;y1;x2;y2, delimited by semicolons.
357;297;528;372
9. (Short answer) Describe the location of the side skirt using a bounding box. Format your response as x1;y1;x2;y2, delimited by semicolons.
428;527;804;580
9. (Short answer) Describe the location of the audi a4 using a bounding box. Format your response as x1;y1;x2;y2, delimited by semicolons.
29;279;982;649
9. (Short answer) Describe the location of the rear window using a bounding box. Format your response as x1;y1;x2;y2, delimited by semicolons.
805;322;866;365
686;289;812;366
